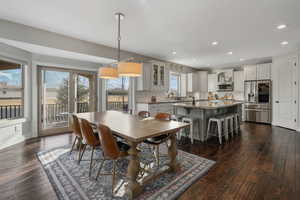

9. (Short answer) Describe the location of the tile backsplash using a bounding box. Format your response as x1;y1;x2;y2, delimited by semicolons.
136;91;169;102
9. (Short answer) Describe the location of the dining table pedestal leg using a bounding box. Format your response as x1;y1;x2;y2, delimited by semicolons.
126;141;142;199
168;133;181;172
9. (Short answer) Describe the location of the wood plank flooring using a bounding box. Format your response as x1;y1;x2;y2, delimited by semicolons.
0;122;299;200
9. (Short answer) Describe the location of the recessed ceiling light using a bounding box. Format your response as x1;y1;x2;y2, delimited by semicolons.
212;41;218;46
227;51;233;55
172;51;177;55
277;24;287;30
281;41;288;45
240;58;244;61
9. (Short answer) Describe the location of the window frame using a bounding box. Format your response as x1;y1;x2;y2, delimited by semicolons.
169;72;181;96
0;59;25;121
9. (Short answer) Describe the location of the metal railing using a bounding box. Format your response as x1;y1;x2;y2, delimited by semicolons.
107;101;128;111
0;105;23;119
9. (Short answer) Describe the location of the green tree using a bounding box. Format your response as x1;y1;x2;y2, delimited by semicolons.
56;78;89;105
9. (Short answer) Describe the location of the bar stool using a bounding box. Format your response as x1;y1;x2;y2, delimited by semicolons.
223;114;234;138
171;115;185;140
181;117;194;144
206;116;227;144
234;113;240;134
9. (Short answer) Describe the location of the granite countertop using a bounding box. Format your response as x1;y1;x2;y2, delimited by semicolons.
137;99;244;104
173;100;243;109
136;99;212;104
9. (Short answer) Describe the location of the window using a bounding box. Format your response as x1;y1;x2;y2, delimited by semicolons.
0;60;23;120
106;77;129;111
170;72;180;95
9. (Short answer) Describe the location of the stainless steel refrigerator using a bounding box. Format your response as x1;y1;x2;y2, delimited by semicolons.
244;80;272;124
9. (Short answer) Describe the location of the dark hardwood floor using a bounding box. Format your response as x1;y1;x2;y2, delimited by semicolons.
0;123;299;200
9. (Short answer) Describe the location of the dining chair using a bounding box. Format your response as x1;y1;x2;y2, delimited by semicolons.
80;118;101;177
70;115;84;162
96;124;130;195
138;111;150;118
143;112;173;168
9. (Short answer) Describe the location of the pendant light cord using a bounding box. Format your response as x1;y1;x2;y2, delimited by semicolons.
117;14;121;62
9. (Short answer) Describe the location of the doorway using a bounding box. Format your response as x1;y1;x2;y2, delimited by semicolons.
38;66;97;136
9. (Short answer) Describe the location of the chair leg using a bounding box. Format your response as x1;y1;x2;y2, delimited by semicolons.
112;160;116;195
79;144;87;164
70;136;77;155
96;159;106;180
89;147;95;177
190;122;194;144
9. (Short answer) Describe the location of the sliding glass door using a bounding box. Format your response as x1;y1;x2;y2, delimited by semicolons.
38;67;96;136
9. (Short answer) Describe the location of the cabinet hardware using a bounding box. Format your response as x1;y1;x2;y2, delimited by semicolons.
275;101;279;103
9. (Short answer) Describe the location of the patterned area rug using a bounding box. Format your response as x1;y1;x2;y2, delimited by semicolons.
37;144;215;200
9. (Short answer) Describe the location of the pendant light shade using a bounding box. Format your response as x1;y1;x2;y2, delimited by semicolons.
98;67;118;79
118;62;142;77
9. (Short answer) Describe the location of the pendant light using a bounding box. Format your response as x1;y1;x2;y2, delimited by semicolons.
99;13;141;78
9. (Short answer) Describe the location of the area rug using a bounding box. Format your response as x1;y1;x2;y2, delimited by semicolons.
37;144;215;200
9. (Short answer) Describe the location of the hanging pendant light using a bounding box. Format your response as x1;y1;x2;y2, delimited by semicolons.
99;12;141;79
98;67;118;79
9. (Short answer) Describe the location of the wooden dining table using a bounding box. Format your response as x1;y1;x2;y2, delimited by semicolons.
75;110;189;199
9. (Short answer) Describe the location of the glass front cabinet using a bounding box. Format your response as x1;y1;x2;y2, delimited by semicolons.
152;63;168;91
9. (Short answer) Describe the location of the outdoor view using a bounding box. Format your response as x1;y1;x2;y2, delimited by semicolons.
41;70;91;130
0;62;23;120
106;77;129;111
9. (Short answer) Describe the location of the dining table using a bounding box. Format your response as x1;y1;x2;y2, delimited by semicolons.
75;110;189;199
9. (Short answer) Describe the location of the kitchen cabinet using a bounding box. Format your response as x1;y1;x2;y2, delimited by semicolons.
208;74;217;92
198;71;208;92
137;62;169;91
244;65;257;81
257;63;271;80
244;64;271;81
137;63;151;91
234;71;244;92
180;73;187;97
187;72;199;92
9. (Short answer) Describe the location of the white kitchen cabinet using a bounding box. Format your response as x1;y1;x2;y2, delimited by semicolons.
244;65;257;81
257;63;271;80
187;72;199;92
180;73;187;97
137;63;152;91
152;62;169;91
208;73;217;92
234;71;244;92
137;62;169;91
198;71;208;92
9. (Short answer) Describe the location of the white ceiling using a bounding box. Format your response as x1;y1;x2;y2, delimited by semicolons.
0;0;299;68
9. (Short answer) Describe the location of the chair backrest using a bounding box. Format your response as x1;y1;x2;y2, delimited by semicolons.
97;124;120;160
138;111;150;118
72;115;82;138
155;113;171;121
80;119;99;147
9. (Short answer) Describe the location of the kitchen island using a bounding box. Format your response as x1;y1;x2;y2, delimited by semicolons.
173;100;243;142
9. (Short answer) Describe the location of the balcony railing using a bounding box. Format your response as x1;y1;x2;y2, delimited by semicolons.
107;101;128;111
0;105;23;120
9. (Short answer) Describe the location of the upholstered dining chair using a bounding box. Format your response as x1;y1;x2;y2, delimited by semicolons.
138;111;150;119
96;124;130;194
70;115;84;162
80;118;101;177
143;112;173;168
